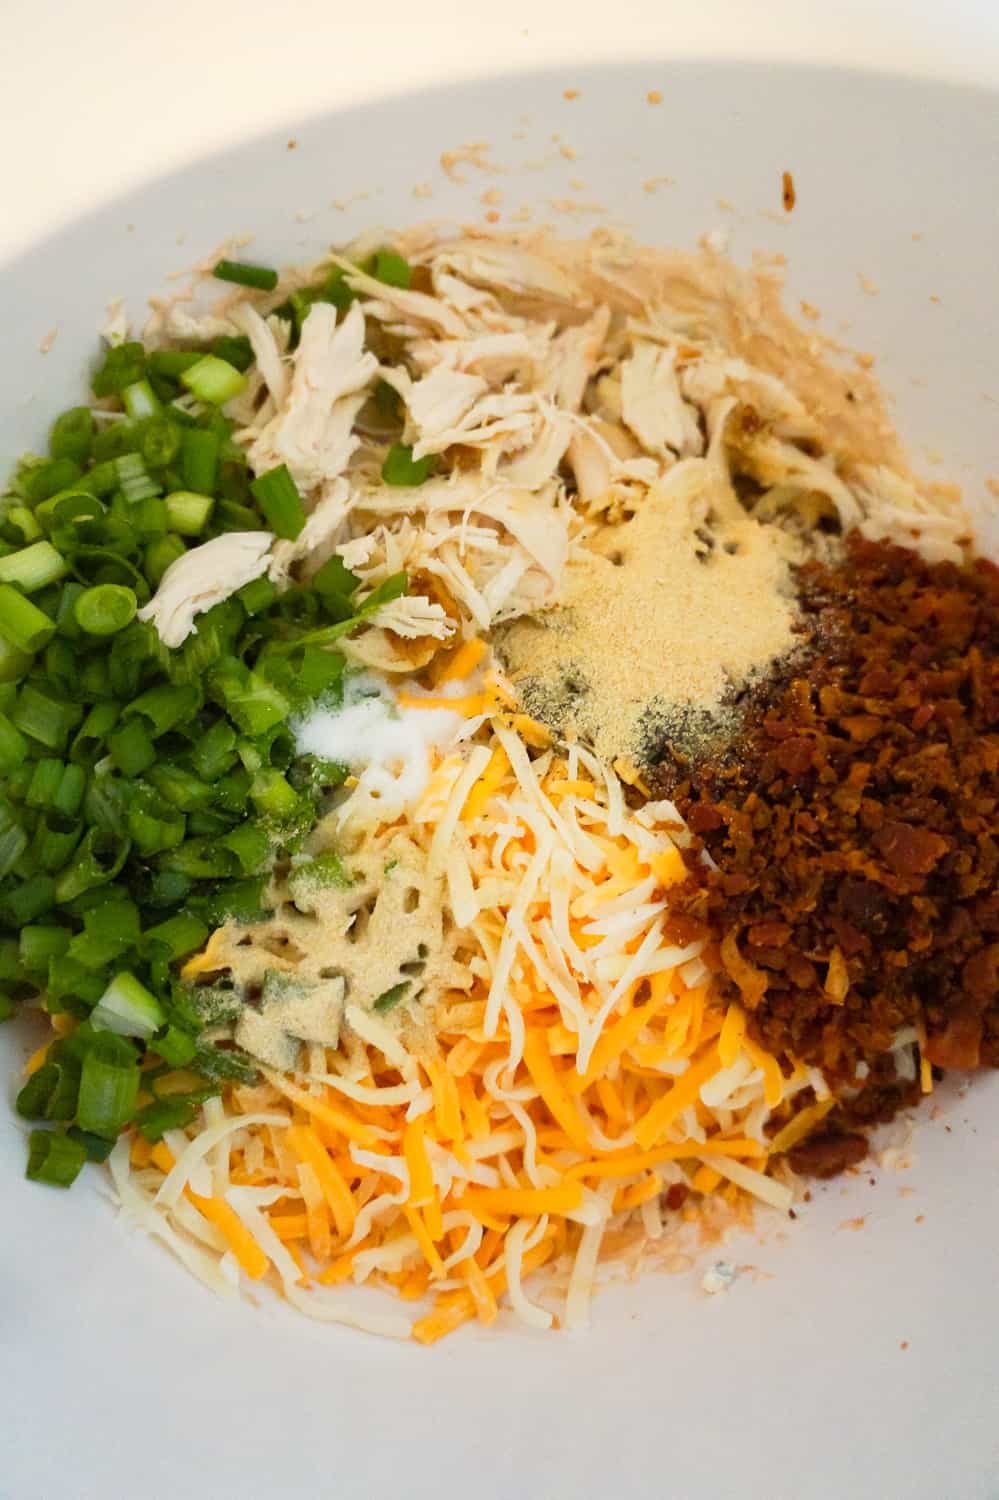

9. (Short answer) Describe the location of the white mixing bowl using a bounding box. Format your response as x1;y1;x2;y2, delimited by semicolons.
1;61;996;1500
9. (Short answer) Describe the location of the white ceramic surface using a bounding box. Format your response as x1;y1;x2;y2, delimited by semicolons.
1;59;997;1500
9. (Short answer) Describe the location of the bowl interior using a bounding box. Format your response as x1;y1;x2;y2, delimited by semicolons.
1;60;997;1500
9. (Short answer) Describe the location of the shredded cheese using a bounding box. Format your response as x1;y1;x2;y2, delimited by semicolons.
109;719;815;1341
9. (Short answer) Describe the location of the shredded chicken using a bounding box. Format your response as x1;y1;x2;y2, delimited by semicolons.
244;302;378;489
137;532;273;648
136;226;971;661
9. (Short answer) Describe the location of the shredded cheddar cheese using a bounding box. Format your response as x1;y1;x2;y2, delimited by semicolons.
108;720;807;1341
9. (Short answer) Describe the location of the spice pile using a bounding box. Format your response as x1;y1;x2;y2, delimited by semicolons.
498;477;801;767
663;536;999;1173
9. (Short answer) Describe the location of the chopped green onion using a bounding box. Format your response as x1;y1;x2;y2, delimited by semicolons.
312;554;361;610
0;711;28;773
0;805;27;881
274;571;407;654
92;420;141;464
132;496;168;539
381;442;434;487
210;659;289;737
7;884;54;940
22;459;83;507
250;463;306;540
54;828;129;902
0;541;68;593
20;924;70;972
250;768;303;823
189;720;238;782
66;1126;115;1163
70;703;121;764
73;584;137;636
192;876;271;926
210;335;255;373
25;1130;87;1187
91;971;164;1040
53;762;86;816
145;869;193;908
148;350;201;379
221;821;271;874
4;506;41;547
67;899;141;970
153;1025;199;1069
191;1042;258;1086
212;258;279;291
125;682;199;737
127;796;186;857
122;378;161;421
0;634;32;683
0;583;55;652
288;850;352;903
76;1034;141;1138
141;418;182;470
143;912;209;960
156;837;239;880
294;644;345;700
37;815;82;873
49;407;95;465
82;766;128;837
372;249;413;289
115;451;160;503
25;757;65;808
372;980;411;1014
17;1062;78;1122
180;355;247;406
146;762;214;811
145;533;186;587
0;936;23;980
180;428;219;495
235;576;277;617
164;490;214;535
43;652;78;705
216;499;259;531
13;684;72;749
46;955;103;1008
92;342;146;398
134;1090;211;1143
108;716;156;776
317;267;356;312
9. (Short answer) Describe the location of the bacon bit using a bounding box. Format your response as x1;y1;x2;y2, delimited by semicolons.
924;1010;982;1069
961;944;998;1005
747;921;791;949
789;1135;867;1177
662;536;999;1157
782;171;796;212
874;822;948;877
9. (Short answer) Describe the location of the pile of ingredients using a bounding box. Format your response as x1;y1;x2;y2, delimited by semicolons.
2;228;994;1342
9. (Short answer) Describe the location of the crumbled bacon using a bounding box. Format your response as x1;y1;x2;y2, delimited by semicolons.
656;535;999;1162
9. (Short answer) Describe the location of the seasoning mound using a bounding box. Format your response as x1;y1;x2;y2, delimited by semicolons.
497;474;802;765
